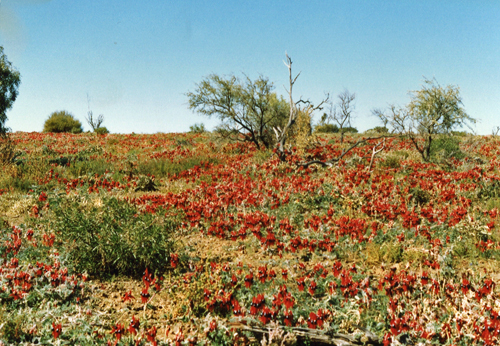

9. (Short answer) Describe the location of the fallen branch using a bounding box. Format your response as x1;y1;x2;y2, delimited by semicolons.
296;136;393;169
228;320;382;346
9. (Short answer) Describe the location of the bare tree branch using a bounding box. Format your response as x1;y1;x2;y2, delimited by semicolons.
367;138;386;171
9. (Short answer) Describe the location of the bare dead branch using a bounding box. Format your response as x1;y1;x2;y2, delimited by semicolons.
367;138;386;171
228;320;382;346
297;135;395;169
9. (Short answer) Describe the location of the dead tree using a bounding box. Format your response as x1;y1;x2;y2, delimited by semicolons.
273;53;328;161
85;93;105;131
329;89;356;143
273;54;391;169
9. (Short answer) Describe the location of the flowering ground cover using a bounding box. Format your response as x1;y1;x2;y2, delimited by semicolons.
1;132;500;345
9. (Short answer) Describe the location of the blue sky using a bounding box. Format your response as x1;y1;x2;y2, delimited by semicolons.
0;0;499;134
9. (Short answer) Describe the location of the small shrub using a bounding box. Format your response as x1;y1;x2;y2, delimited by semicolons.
430;135;464;160
409;186;431;205
314;123;339;133
340;126;358;134
369;126;389;134
189;123;206;133
0;134;17;165
44;193;178;278
43;111;83;133
379;155;401;169
94;126;109;135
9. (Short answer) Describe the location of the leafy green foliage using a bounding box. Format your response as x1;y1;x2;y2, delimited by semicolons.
368;126;389;134
94;126;109;135
378;78;476;161
314;123;339;133
189;122;206;133
187;74;289;149
43;111;83;133
430;135;465;161
44;193;177;278
0;46;21;136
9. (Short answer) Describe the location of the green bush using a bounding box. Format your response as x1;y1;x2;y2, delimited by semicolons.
341;126;358;134
189;123;206;133
369;126;389;134
430;135;464;160
314;124;339;133
94;126;109;135
379;155;401;169
44;193;177;278
43;111;83;133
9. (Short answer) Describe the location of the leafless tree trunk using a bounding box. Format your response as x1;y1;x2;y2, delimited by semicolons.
273;53;328;161
86;94;104;131
329;89;355;143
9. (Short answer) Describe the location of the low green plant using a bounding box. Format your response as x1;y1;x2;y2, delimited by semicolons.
378;155;401;169
137;155;219;178
340;126;358;134
314;123;339;133
189;123;206;133
41;192;178;278
369;126;389;134
43;111;83;133
430;135;465;160
94;126;109;135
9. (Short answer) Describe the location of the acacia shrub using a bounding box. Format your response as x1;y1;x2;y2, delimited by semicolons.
43;111;83;133
44;193;177;278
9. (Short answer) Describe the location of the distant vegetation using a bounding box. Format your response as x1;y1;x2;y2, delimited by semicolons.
43;111;83;133
189;122;206;133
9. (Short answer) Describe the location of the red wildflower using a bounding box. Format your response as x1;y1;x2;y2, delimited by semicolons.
147;326;158;346
420;271;429;285
110;323;125;341
283;309;293;326
244;273;254;288
307;312;317;329
140;288;150;303
127;315;140;335
282;269;288;281
296;277;305;292
170;253;179;268
308;280;317;296
122;290;134;302
52;322;62;339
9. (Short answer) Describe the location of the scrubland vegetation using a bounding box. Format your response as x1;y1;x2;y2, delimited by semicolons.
3;48;500;345
1;130;500;345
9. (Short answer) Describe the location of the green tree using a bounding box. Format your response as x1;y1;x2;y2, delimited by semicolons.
187;74;289;150
376;78;476;161
0;46;21;136
43;111;83;133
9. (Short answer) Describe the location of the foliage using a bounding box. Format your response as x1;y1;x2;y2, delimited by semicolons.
314;123;339;133
0;46;21;136
378;78;476;161
1;132;500;345
40;192;177;278
189;122;206;133
430;135;465;161
187;74;289;150
367;126;389;134
94;126;109;135
43;111;83;133
0;134;18;166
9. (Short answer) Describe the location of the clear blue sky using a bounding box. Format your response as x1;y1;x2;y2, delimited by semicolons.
1;0;499;134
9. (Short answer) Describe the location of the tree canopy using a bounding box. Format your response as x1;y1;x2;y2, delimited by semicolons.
187;74;289;150
0;46;21;136
376;78;475;161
